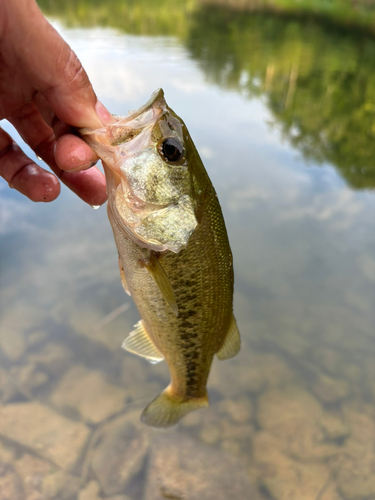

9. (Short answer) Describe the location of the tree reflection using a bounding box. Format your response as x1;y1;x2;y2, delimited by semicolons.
38;0;194;37
37;0;375;189
188;7;375;189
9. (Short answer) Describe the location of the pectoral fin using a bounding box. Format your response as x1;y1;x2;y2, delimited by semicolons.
144;252;178;316
122;320;164;364
118;256;131;296
216;314;241;360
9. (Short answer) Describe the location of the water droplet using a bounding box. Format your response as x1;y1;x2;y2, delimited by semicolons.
90;205;101;210
36;155;42;161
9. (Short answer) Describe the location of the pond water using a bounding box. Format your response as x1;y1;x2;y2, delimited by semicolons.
1;1;375;499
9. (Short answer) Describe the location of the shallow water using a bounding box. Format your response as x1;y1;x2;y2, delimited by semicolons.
1;2;375;499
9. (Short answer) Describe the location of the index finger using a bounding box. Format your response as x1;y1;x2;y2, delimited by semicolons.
8;103;107;205
33;92;99;173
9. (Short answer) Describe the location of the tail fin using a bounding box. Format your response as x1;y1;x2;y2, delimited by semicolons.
141;387;209;428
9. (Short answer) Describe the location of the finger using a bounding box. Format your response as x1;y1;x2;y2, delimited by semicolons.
55;134;98;173
58;168;108;207
0;127;60;202
2;0;103;129
8;103;107;205
33;92;100;172
31;89;56;128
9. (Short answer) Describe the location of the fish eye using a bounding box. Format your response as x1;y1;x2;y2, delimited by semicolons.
161;138;185;163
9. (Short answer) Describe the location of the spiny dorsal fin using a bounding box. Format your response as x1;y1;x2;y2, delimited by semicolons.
144;252;178;316
118;256;131;296
216;314;241;360
122;320;164;364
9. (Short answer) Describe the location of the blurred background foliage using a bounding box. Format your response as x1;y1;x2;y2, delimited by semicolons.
38;0;196;36
38;0;375;189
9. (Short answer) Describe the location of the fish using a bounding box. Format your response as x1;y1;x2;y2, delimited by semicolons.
79;89;240;427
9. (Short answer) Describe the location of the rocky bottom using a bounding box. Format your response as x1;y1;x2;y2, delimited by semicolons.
0;295;375;500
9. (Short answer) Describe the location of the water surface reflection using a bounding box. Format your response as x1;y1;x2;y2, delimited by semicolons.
0;2;375;499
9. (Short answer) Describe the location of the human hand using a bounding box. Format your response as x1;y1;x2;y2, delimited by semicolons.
0;0;110;205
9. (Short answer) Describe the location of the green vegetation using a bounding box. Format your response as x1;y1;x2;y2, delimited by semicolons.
201;0;375;33
37;0;375;189
38;0;196;37
187;7;375;189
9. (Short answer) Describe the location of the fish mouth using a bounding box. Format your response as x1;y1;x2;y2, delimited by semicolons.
105;88;166;146
123;88;165;123
79;89;166;178
79;89;192;253
79;89;166;145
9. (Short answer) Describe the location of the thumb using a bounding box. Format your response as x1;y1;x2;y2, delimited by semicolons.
3;0;109;129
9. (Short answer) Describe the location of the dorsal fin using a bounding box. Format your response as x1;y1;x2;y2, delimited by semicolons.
143;252;178;316
122;320;164;364
216;314;241;360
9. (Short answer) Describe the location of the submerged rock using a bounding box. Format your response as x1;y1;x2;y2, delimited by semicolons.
51;365;127;424
0;402;90;470
336;405;375;500
144;433;258;500
28;343;74;378
319;412;351;442
78;480;101;500
311;374;351;404
70;303;134;351
0;368;18;404
182;402;254;456
209;352;295;399
339;476;375;500
107;496;133;500
0;305;45;362
10;363;49;395
0;462;24;500
0;328;26;362
311;346;344;377
41;470;81;500
0;441;16;465
318;482;344;500
252;432;331;500
14;453;55;500
257;386;342;460
91;410;151;496
258;385;322;429
217;397;253;424
27;330;49;348
78;480;133;500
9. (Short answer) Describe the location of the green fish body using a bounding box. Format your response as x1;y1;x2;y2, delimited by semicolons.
80;89;240;427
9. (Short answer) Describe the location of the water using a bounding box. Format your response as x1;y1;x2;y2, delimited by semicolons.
1;1;375;499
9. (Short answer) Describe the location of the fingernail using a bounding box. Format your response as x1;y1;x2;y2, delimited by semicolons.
67;160;97;173
81;159;98;170
95;100;113;125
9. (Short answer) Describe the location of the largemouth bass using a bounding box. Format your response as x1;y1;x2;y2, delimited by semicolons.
80;89;240;427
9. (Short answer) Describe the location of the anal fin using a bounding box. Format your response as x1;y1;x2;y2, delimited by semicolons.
118;256;131;296
122;320;164;364
143;252;178;316
216;314;241;360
